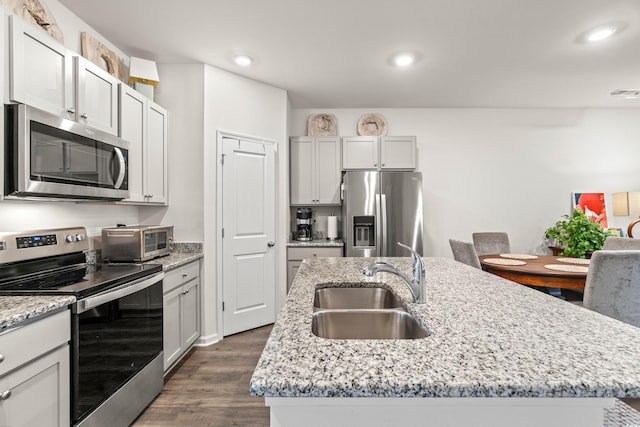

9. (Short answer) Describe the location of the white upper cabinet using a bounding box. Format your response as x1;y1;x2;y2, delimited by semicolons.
119;84;146;202
9;15;73;119
75;56;118;135
379;136;416;170
341;136;378;169
290;136;341;205
342;136;416;170
119;84;168;205
9;15;119;135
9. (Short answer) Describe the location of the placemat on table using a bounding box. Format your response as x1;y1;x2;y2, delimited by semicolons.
500;253;539;260
556;257;590;265
544;264;589;273
483;258;527;266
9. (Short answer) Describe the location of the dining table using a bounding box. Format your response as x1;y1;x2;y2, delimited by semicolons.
479;253;589;291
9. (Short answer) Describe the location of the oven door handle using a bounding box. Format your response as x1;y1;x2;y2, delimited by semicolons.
76;272;164;314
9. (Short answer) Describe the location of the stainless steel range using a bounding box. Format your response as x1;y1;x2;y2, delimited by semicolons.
0;227;164;427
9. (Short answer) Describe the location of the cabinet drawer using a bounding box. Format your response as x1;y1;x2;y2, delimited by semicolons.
0;309;70;377
164;261;200;293
288;247;343;261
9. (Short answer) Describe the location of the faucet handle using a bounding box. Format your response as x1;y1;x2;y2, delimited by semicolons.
396;242;424;280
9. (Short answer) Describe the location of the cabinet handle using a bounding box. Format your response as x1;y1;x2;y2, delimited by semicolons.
382;163;385;167
81;113;88;119
374;163;377;167
0;390;10;400
182;273;188;278
67;108;75;115
0;354;4;363
267;241;275;247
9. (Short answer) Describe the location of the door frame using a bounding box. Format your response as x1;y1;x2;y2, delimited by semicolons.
216;130;279;337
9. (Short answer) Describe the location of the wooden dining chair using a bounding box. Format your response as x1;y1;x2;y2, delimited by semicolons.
472;232;511;256
602;236;640;250
449;239;481;269
583;250;640;328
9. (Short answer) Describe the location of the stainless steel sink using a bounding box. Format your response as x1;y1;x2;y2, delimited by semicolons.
312;310;429;339
314;286;404;310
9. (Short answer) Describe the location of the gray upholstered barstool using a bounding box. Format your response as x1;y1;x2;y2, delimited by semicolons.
583;250;640;327
472;232;511;256
449;239;481;269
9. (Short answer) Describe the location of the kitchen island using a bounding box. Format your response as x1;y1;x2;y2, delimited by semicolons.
250;257;640;426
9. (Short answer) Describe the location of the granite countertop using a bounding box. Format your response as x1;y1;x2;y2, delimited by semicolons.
250;257;640;398
0;295;75;330
145;252;203;272
287;238;344;247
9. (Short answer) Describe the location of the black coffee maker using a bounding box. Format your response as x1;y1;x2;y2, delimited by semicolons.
296;208;313;241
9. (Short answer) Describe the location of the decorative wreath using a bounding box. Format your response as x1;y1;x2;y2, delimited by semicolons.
307;114;337;136
357;113;387;136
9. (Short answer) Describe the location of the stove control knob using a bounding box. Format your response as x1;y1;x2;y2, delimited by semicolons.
75;234;86;242
66;235;77;243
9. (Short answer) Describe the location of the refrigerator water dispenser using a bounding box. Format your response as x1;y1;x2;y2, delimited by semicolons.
353;216;375;247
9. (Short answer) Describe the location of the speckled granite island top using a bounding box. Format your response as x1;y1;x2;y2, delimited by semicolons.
0;295;75;330
250;257;640;399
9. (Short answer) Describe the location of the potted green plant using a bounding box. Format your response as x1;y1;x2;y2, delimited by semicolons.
544;208;615;258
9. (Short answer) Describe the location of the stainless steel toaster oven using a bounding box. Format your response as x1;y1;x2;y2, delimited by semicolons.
102;225;173;262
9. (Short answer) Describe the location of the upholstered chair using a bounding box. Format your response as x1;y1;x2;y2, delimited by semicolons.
449;239;481;269
583;250;640;328
472;232;511;256
602;236;640;250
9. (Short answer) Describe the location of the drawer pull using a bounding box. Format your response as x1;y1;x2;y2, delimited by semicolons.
0;354;4;363
0;390;11;400
182;273;188;278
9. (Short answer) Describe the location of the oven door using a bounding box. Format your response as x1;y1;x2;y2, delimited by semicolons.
71;272;163;424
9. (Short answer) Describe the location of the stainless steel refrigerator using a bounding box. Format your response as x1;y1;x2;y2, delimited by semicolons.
342;171;423;257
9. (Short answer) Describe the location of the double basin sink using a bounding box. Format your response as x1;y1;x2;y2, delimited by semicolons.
311;285;429;340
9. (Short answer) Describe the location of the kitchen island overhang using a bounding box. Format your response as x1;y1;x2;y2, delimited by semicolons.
250;257;640;426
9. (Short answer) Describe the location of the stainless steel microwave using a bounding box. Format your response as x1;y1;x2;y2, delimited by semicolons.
4;104;129;200
101;225;174;262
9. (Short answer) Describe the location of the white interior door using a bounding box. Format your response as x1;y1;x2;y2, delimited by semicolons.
221;135;276;336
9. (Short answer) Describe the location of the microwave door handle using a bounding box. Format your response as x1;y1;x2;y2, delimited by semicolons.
112;147;126;189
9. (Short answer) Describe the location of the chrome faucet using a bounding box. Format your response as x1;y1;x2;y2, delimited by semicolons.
362;242;427;304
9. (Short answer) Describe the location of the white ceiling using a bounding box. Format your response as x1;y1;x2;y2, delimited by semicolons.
58;0;640;109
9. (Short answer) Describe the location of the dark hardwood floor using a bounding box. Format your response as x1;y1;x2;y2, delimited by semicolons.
132;324;273;427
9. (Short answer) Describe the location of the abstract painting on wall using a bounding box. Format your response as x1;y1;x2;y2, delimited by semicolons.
572;192;608;228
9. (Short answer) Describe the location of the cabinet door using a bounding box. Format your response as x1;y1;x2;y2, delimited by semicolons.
380;136;416;170
9;15;73;119
315;137;341;204
145;102;168;204
287;260;302;293
290;137;315;205
181;279;200;348
342;137;378;169
163;286;183;371
0;345;69;427
75;57;118;135
119;84;146;202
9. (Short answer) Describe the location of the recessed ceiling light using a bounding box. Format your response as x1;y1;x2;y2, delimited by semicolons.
579;23;625;43
233;54;253;66
393;53;415;67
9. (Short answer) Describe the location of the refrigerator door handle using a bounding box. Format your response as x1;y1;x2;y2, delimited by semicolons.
375;193;382;257
381;194;388;257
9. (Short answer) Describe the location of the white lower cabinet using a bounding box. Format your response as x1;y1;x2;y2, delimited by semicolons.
0;310;70;427
163;260;201;373
287;247;343;292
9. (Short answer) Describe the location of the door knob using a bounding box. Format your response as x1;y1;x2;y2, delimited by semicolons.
267;241;275;247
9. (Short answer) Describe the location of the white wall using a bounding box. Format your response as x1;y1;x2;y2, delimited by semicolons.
292;108;640;257
139;63;205;243
202;66;288;343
